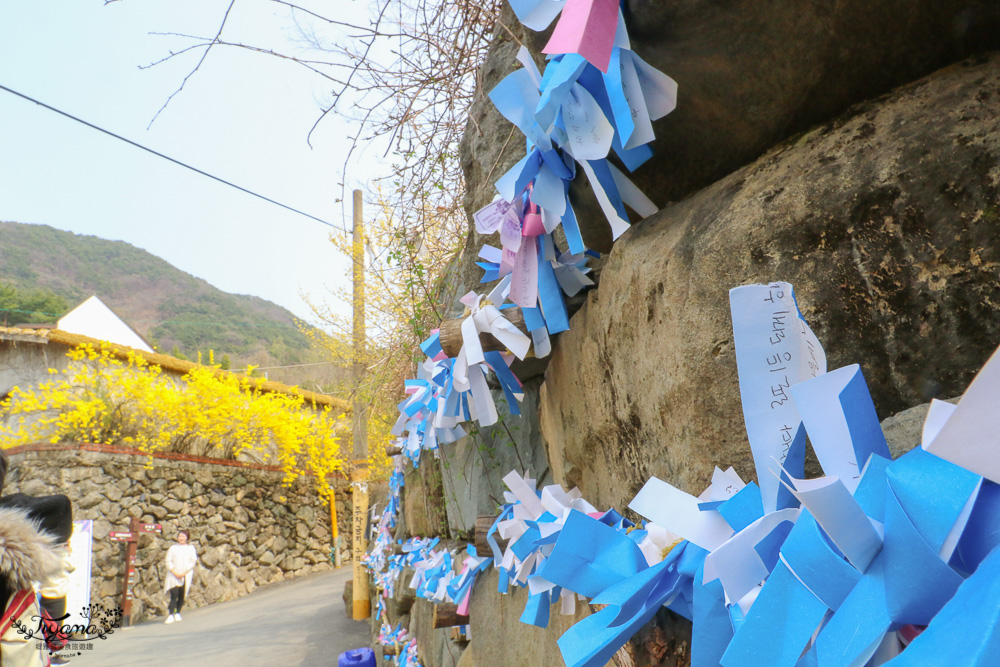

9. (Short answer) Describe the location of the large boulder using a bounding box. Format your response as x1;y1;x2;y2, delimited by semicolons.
465;569;592;667
438;378;553;537
403;457;450;537
618;0;1000;202
462;2;1000;253
540;54;1000;510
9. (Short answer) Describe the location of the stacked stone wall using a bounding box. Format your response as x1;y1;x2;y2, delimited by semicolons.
3;443;359;622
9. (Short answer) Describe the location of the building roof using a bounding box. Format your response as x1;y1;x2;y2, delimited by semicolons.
0;326;350;412
57;295;155;353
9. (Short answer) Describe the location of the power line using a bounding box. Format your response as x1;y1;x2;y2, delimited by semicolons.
0;82;347;232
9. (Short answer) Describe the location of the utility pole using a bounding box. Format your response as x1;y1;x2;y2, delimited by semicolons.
351;188;371;620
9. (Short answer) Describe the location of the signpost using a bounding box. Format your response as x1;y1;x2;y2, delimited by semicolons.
109;518;162;626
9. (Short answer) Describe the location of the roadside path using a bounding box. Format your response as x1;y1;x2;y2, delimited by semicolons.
70;567;370;667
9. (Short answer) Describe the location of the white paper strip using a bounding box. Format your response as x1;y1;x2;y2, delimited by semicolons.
629;476;734;552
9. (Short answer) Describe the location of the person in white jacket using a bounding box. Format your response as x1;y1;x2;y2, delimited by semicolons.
163;530;197;624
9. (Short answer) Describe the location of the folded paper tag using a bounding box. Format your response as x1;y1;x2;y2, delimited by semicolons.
789;364;890;493
542;0;620;72
923;343;1000;483
629;476;733;552
474;199;517;235
729;282;827;512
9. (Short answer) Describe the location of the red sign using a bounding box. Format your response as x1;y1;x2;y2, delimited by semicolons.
109;532;133;542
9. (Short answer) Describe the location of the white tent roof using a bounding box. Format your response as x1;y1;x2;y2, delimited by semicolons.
57;296;153;353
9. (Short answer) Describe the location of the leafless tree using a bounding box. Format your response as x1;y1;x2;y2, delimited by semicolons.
128;0;505;454
133;0;502;238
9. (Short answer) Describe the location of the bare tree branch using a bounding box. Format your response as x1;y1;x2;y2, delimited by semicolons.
122;0;504;450
145;0;238;129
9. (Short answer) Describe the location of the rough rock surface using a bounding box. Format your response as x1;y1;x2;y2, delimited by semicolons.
616;0;1000;200
540;54;1000;511
881;396;961;459
466;569;591;666
462;2;1000;253
403;456;450;538
5;446;351;623
438;378;553;537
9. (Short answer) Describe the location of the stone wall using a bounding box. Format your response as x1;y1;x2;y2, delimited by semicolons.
3;443;355;623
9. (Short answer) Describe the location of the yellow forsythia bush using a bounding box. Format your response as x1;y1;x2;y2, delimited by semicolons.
0;344;347;497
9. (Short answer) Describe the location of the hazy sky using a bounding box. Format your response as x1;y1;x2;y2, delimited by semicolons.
0;0;391;323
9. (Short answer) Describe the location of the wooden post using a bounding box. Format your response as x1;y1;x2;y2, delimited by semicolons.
432;602;470;628
474;515;500;557
385;445;402;458
109;519;162;626
343;579;354;618
435;290;592;358
351;468;370;620
351;188;371;620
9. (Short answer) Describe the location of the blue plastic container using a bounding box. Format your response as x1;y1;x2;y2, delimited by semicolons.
337;647;376;667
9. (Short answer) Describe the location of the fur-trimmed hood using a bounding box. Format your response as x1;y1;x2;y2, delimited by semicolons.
0;506;62;591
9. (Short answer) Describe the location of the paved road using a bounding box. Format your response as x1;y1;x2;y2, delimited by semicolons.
70;567;371;667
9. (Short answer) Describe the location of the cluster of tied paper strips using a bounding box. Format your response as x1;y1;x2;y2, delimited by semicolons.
365;464;425;666
389;0;678;461
371;280;1000;667
366;462;490;667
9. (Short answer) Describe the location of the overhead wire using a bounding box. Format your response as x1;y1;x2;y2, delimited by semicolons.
0;82;348;233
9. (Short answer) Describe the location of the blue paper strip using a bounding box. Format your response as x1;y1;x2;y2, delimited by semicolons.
692;566;731;667
537;248;570;333
520;590;551;627
718;482;765;533
952;480;1000;576
561;198;586;255
886;447;981;553
810;553;892;666
781;512;861;612
558;551;683;667
885;544;1000;666
721;560;827;667
538;509;648;598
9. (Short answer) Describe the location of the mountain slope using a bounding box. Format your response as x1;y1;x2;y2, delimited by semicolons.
0;221;323;374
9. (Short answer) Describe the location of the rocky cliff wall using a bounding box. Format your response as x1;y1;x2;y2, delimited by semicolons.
541;53;1000;512
461;2;1000;253
439;2;1000;526
4;444;353;623
395;3;1000;666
